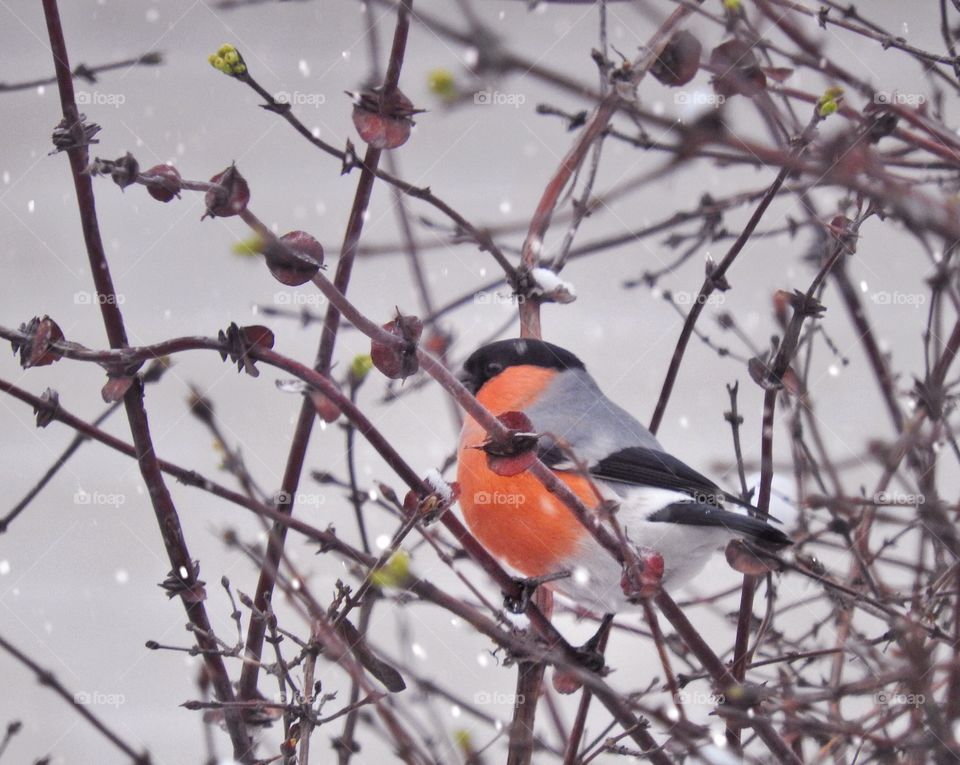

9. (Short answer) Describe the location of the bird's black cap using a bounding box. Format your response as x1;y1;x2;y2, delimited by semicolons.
459;339;585;394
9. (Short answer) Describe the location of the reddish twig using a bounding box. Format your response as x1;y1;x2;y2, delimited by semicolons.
39;2;252;758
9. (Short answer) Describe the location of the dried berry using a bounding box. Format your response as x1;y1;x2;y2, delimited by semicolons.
651;30;702;87
101;376;135;403
309;387;342;423
710;39;766;97
110;152;139;190
621;547;665;602
370;312;423;379
748;356;779;391
218;322;274;377
240;325;275;350
552;667;583;695
476;411;539;477
865;110;899;143
263;230;324;286
14;316;64;368
143;164;182;202
772;289;790;329
204;164;249;219
351;88;423;150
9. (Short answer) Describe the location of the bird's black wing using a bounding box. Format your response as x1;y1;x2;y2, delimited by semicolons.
539;442;756;510
576;445;727;504
539;443;788;540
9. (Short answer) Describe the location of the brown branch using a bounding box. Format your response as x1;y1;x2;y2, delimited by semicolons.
649;108;822;434
0;632;150;764
517;3;694;338
236;0;414;708
39;2;252;758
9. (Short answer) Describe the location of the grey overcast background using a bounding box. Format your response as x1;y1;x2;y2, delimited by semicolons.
0;1;950;763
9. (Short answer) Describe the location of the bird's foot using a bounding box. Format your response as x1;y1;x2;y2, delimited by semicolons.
570;644;606;674
572;613;614;673
502;570;570;615
553;630;610;694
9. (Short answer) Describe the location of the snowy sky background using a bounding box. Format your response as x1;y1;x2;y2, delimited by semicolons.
0;1;950;762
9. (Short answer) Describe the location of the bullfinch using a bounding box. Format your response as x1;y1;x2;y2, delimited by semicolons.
457;338;791;615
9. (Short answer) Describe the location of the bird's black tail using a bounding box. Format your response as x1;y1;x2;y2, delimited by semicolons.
647;502;792;547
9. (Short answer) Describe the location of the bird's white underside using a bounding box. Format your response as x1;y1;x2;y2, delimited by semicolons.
551;486;741;614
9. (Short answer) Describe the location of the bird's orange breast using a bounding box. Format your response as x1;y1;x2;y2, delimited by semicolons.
457;366;596;578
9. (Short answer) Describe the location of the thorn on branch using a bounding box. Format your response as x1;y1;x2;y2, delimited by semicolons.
158;560;207;603
33;388;60;429
86;152;139;190
340;139;360;175
49;114;100;154
217;323;275;377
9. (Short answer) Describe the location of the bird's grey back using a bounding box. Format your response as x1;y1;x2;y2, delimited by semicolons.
525;368;662;464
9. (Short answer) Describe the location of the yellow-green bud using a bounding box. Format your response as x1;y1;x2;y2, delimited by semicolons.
454;730;472;752
232;235;263;258
349;353;374;384
428;68;457;101
817;86;843;117
209;44;246;76
370;551;410;589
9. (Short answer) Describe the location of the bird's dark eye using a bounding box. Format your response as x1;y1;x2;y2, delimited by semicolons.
485;361;503;376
